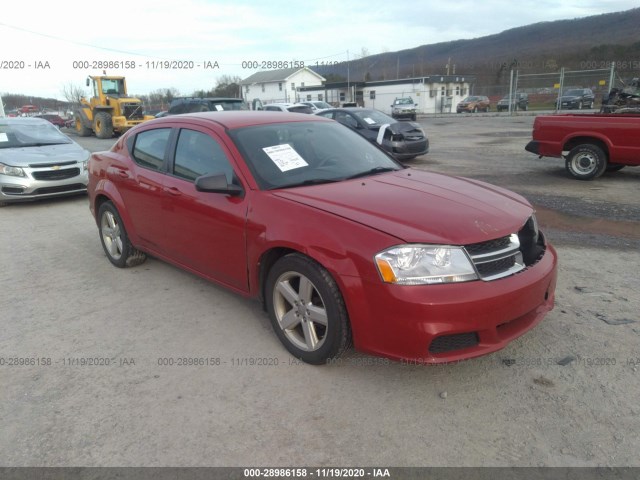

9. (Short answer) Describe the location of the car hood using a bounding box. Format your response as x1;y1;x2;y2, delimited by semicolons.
272;170;533;244
0;143;89;166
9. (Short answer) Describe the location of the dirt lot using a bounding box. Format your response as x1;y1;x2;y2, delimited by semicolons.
1;114;638;467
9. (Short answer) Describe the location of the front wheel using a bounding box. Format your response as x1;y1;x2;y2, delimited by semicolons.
265;254;351;365
93;111;114;139
98;201;146;268
75;116;92;137
565;144;607;180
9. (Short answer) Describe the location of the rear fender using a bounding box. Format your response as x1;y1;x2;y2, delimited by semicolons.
91;180;142;247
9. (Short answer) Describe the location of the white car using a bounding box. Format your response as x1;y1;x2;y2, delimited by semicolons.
262;103;313;114
300;101;333;113
0;117;90;205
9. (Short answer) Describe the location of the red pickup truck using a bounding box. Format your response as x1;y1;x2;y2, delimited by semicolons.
525;113;640;180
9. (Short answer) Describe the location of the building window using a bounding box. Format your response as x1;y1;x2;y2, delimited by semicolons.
369;90;376;99
291;82;295;90
441;86;445;96
245;85;250;94
261;84;265;93
307;95;311;101
456;86;460;95
301;82;305;87
278;82;282;91
318;94;323;101
339;92;345;101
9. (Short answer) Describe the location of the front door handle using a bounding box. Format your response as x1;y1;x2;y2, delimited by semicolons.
163;186;182;196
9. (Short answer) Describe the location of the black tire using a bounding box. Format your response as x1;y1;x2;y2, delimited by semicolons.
97;201;146;268
93;111;114;139
265;253;351;365
605;164;625;173
75;116;92;137
565;144;607;180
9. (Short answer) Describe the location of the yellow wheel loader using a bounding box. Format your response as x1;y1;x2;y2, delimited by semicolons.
74;76;154;139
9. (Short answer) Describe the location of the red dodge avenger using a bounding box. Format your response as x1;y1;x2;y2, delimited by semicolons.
88;111;557;365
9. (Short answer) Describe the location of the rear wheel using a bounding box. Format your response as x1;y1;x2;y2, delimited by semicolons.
265;253;351;365
93;112;114;139
98;202;146;268
565;144;607;180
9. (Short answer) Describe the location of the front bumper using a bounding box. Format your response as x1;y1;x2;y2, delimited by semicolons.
392;110;416;119
0;166;88;203
346;244;558;363
385;138;429;160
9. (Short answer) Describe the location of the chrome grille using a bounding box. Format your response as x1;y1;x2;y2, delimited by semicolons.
464;216;546;282
32;168;80;181
465;234;525;281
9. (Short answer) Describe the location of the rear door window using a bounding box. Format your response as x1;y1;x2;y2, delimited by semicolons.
132;128;171;171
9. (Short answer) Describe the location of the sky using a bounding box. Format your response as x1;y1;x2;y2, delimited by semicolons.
0;0;636;101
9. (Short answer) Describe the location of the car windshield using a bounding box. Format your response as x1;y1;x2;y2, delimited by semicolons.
0;121;72;149
312;101;332;109
463;96;480;102
563;90;583;96
394;98;413;105
351;109;395;126
228;121;402;190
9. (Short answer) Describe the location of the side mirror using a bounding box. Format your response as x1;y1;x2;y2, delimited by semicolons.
195;173;243;196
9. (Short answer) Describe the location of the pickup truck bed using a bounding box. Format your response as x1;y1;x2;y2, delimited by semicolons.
525;113;640;180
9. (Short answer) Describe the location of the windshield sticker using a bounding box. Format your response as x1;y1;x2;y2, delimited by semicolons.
0;133;8;142
363;117;376;125
214;104;224;111
263;144;309;172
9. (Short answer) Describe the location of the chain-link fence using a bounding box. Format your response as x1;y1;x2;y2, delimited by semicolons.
472;64;640;114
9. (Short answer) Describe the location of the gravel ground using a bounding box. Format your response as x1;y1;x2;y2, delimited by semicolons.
0;115;638;467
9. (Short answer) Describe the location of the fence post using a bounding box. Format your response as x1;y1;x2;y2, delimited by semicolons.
556;67;565;112
608;62;615;93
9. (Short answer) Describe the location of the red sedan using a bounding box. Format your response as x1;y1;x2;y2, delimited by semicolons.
87;112;557;365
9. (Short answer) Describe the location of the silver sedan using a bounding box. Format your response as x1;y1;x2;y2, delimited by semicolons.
0;117;90;205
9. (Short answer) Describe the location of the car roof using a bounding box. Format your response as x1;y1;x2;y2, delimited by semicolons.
139;111;333;130
265;102;305;107
318;107;375;114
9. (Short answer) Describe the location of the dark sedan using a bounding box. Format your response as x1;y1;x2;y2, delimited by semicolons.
558;88;595;110
316;108;428;160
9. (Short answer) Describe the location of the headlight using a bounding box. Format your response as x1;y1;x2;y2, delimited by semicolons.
375;245;478;285
0;163;25;177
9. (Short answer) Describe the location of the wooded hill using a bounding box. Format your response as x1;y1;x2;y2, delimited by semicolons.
313;7;640;86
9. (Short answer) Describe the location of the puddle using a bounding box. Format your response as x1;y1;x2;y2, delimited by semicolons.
534;205;640;240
